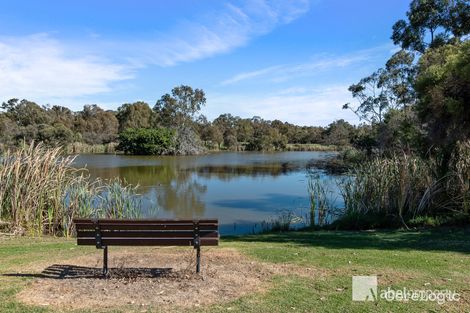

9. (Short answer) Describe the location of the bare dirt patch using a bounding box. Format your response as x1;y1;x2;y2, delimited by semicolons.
16;247;326;311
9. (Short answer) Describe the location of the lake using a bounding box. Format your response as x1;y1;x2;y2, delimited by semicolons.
73;152;343;235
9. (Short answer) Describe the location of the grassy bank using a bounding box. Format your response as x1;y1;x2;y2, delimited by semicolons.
204;143;340;152
285;143;339;152
0;228;468;312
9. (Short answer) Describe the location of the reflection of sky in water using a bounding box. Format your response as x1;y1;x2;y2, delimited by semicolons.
73;152;343;235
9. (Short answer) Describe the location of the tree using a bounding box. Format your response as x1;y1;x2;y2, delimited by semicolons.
392;0;470;53
383;50;417;112
154;85;206;154
246;118;287;151
322;120;355;146
48;105;75;130
344;70;391;123
117;128;175;155
154;85;206;128
194;115;212;144
213;114;239;150
1;99;51;126
0;113;18;149
74;105;119;144
376;109;422;153
36;123;75;146
209;125;224;149
116;101;154;132
414;40;470;171
344;50;417;124
235;118;254;143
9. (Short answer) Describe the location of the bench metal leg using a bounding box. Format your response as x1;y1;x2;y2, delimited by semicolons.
196;246;201;273
103;246;108;276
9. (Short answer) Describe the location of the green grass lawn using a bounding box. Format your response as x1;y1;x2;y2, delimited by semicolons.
0;228;469;312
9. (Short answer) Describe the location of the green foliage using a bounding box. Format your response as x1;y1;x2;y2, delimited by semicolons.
116;101;154;132
153;85;206;155
0;143;145;236
154;85;206;128
322;119;355;146
313;149;470;230
391;0;469;52
117;127;175;155
36;123;75;146
415;41;470;152
1;99;51;126
376;109;423;152
330;211;397;230
247;128;287;151
74;104;119;144
308;175;336;227
344;51;416;124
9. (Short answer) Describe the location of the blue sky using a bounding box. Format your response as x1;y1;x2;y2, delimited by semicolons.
0;0;410;126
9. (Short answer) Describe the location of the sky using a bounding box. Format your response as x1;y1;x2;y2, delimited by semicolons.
0;0;411;126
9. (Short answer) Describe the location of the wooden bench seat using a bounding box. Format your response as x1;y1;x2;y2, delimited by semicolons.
73;218;219;275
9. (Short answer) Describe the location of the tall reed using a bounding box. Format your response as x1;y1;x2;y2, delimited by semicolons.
307;143;469;229
308;175;333;227
0;143;146;236
338;154;446;228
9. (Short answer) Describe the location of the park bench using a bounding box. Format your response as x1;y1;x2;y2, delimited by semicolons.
73;218;219;275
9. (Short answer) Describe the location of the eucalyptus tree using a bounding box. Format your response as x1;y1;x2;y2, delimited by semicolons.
392;0;469;53
116;101;154;132
154;85;206;154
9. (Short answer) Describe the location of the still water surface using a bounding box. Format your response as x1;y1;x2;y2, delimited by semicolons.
73;152;341;235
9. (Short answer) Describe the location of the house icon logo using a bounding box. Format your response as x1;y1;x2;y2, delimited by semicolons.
352;276;378;301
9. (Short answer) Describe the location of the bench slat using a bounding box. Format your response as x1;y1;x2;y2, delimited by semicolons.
75;223;218;231
73;218;218;224
77;238;219;246
77;230;218;238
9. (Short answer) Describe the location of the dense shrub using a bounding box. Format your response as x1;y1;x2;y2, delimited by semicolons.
117;128;175;155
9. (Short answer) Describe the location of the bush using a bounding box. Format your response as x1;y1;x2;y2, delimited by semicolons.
117;128;175;155
330;212;399;230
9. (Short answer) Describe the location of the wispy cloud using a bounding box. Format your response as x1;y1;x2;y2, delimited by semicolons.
0;1;310;103
0;34;133;104
220;44;392;85
205;85;360;126
123;0;310;66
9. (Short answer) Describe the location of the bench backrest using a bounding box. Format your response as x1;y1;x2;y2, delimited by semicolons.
73;218;219;247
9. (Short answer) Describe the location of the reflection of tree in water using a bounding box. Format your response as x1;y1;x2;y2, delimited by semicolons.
83;160;307;217
188;162;304;181
83;165;207;218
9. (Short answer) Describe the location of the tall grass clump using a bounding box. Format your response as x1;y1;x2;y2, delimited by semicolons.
260;210;304;233
448;140;470;214
308;174;339;227
0;143;146;236
64;142;118;154
305;141;469;230
333;145;469;229
339;154;437;227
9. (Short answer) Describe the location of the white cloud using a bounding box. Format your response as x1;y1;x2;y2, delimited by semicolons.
0;1;310;104
220;44;393;85
0;34;133;104
204;85;360;126
120;0;310;66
